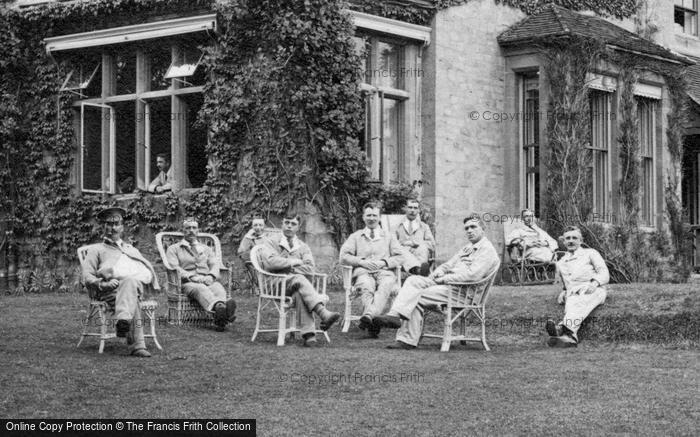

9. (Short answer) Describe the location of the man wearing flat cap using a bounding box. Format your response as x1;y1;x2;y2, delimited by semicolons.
81;207;159;357
373;213;500;349
166;217;236;331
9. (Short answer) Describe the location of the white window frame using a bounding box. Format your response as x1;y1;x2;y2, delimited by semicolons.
637;96;658;227
519;73;540;215
588;89;613;221
80;102;115;194
675;0;698;36
60;62;100;95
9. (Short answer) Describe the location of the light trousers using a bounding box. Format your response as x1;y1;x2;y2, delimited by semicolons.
389;275;452;346
354;270;398;317
287;274;325;335
562;284;607;341
100;277;146;351
182;281;227;312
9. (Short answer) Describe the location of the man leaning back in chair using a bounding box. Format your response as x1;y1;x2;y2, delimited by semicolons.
506;208;558;263
81;207;159;357
258;211;341;346
373;213;499;349
166;217;237;331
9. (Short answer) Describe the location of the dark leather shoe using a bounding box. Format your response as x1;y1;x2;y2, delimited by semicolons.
302;333;317;347
116;320;130;338
130;348;151;358
386;341;416;350
320;312;340;331
545;319;563;337
358;314;372;330
366;326;380;339
214;303;227;330
226;299;237;323
547;335;577;348
373;315;402;329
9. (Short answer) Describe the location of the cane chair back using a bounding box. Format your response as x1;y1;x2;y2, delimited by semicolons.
242;227;283;295
249;245;330;345
76;244;162;353
422;263;500;352
155;232;231;326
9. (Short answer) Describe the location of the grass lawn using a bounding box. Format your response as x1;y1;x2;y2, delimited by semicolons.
0;284;698;436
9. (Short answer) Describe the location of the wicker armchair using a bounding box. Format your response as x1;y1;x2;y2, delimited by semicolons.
249;245;330;346
76;244;162;353
155;232;232;326
421;263;500;352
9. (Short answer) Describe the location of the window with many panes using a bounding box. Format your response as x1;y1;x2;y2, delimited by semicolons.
637;97;658;226
354;33;420;184
520;73;540;216
55;30;209;194
588;90;612;220
675;0;698;36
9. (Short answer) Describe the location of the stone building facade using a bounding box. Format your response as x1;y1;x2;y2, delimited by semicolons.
12;0;700;270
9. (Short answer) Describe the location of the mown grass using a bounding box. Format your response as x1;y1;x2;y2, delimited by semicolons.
0;283;698;436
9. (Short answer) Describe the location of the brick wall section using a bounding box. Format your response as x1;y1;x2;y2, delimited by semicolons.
423;0;524;262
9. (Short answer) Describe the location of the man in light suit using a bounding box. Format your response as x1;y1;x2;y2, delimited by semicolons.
373;213;500;349
81;207;159;357
546;226;609;348
340;202;416;338
506;209;558;262
166;218;236;331
395;199;435;276
258;212;340;346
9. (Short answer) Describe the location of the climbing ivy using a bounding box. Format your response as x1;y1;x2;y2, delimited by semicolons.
536;34;692;282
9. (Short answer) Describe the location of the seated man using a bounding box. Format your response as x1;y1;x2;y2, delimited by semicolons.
395;199;435;276
546;226;609;348
373;213;500;349
506;209;558;262
237;215;267;262
82;207;160;358
339;202;415;338
258;212;340;346
165;217;236;331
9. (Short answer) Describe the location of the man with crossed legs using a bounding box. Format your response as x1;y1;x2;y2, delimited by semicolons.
373;213;499;349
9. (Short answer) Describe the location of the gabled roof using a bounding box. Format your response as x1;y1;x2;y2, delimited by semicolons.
498;4;692;65
684;57;700;106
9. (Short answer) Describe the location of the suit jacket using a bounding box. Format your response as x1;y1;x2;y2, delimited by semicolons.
394;218;435;252
82;239;160;295
259;233;316;275
165;238;220;281
556;247;609;292
339;227;407;278
432;237;499;283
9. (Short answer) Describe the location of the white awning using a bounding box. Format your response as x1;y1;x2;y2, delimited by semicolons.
633;82;662;100
44;14;216;52
585;73;617;92
348;10;431;44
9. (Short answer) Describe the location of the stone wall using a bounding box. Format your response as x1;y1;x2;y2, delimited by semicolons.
423;0;525;262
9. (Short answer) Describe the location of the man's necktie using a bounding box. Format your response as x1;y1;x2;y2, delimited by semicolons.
370;229;375;240
287;237;294;250
408;222;414;234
